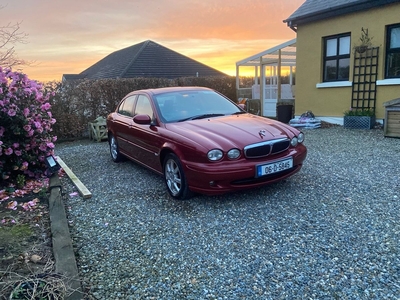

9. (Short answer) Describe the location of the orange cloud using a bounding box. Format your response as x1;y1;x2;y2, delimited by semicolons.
3;0;303;82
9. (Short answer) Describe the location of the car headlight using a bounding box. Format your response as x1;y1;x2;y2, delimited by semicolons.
207;149;223;161
290;137;298;147
298;132;305;143
227;148;240;159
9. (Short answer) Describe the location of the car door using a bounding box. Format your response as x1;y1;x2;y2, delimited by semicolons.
129;94;163;172
112;95;136;155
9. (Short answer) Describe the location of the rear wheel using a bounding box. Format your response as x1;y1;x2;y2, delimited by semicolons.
109;134;124;162
163;153;193;200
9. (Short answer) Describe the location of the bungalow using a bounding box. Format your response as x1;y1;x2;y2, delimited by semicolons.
62;40;227;81
284;0;400;124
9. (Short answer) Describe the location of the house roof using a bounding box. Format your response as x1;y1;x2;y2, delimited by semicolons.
62;74;85;82
284;0;400;29
63;40;227;81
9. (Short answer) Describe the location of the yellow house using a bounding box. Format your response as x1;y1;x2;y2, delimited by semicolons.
284;0;400;124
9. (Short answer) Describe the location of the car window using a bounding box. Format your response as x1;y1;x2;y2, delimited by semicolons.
154;90;240;122
118;96;136;117
135;95;154;118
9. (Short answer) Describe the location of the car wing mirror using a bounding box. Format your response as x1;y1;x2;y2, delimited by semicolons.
133;114;152;125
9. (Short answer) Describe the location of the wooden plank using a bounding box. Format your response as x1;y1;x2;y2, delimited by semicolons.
387;128;400;134
388;113;400;120
48;174;83;299
388;121;400;126
55;156;92;199
385;132;400;138
388;118;400;123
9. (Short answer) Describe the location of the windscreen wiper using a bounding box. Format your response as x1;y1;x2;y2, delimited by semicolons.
231;111;247;115
178;113;225;122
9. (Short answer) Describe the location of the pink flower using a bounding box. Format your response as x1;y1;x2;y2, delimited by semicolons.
34;121;42;129
23;107;30;117
7;201;18;210
14;150;22;156
20;161;28;170
7;109;16;117
23;125;31;132
52;136;57;142
41;103;51;111
13;143;19;148
39;144;47;151
5;148;13;155
46;142;55;149
27;130;34;137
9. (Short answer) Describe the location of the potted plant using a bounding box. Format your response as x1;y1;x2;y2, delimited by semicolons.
354;27;373;53
343;107;376;129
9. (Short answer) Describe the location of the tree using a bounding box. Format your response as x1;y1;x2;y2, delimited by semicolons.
0;6;29;68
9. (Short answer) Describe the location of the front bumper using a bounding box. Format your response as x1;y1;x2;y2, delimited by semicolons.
183;145;307;196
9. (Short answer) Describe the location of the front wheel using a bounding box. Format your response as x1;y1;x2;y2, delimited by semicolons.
163;153;193;200
109;134;124;162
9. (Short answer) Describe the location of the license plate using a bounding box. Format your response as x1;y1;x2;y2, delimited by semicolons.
256;158;293;177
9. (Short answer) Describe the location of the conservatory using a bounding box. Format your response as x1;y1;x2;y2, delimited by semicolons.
236;38;296;118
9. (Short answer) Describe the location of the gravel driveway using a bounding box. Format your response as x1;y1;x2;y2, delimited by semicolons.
56;127;400;299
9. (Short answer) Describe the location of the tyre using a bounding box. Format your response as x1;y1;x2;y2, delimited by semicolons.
163;153;193;200
109;134;124;162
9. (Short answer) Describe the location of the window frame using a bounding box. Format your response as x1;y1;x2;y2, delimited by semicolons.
385;23;400;79
322;33;351;82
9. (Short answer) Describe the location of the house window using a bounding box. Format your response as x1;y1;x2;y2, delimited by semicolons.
386;24;400;78
323;34;351;82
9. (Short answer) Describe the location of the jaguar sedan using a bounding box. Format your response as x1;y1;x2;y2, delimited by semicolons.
106;86;307;200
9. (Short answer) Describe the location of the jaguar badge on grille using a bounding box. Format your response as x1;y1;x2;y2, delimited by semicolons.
259;130;266;138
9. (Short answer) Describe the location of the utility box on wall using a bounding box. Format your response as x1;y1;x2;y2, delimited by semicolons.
383;98;400;138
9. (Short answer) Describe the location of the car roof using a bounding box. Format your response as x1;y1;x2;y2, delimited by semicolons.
128;86;213;97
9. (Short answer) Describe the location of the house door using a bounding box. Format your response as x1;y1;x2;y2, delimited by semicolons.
351;47;379;111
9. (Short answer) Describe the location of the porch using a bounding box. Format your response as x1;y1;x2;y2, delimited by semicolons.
236;38;296;118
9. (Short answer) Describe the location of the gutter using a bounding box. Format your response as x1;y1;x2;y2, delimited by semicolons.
283;0;399;30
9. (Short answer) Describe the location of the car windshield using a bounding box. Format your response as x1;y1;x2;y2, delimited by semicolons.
154;90;243;123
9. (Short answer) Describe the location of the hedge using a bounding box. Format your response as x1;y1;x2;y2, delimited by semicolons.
45;76;238;140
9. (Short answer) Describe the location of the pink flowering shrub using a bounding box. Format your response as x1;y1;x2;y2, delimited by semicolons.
0;68;57;183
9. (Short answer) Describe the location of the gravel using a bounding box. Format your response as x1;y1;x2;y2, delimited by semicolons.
55;127;400;299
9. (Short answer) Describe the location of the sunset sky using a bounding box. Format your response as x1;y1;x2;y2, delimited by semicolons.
2;0;304;82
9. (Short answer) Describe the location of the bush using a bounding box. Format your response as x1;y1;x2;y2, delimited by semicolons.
0;68;57;183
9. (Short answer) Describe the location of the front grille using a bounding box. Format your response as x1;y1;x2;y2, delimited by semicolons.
271;139;290;153
245;144;271;157
244;138;290;158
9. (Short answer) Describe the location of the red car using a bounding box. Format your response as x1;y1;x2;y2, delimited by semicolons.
106;86;307;199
